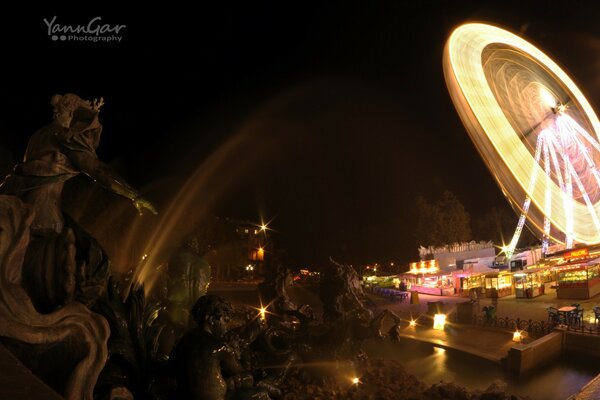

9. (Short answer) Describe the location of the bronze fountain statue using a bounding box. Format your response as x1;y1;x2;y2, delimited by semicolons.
0;93;407;400
0;93;156;400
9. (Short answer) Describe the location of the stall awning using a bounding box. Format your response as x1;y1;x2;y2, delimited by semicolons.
515;266;548;275
453;263;497;277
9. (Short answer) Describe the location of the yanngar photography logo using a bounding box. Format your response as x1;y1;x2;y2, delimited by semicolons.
44;16;126;43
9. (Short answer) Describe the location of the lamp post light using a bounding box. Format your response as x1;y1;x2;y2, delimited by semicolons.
245;264;255;280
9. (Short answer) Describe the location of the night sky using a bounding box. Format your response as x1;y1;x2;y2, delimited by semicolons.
1;1;599;270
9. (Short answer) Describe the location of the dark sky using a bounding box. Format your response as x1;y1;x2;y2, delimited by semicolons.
1;1;599;269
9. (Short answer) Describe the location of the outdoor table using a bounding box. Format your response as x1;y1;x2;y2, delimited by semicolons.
558;306;576;325
558;306;576;312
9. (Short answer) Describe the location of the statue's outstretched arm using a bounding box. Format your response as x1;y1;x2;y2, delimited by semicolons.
66;148;157;215
104;169;158;216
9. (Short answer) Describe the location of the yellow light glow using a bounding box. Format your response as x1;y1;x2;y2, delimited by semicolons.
352;377;360;385
433;314;446;330
409;260;440;275
444;23;600;244
410;266;439;274
513;330;522;342
260;224;267;231
409;319;417;327
557;104;567;114
259;307;267;320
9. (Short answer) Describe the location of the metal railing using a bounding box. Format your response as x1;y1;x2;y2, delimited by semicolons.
454;313;600;337
452;314;554;338
564;324;600;335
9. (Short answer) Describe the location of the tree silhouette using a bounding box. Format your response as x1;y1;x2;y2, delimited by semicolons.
415;191;471;246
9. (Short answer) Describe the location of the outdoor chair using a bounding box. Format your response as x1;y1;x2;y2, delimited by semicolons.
547;307;561;325
569;308;584;328
593;306;600;325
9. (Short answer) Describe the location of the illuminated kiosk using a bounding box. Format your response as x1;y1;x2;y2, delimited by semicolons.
513;268;545;298
402;260;455;296
483;270;514;298
454;270;484;297
452;260;498;297
444;23;600;266
546;247;600;299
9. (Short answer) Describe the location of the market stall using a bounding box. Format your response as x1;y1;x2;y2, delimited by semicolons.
556;263;600;299
362;275;399;291
453;262;498;297
456;273;484;297
484;271;513;297
513;268;545;298
401;260;455;296
410;274;455;295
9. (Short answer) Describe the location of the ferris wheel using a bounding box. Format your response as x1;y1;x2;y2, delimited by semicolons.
443;23;600;259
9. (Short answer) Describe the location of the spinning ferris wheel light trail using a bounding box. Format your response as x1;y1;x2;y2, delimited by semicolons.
444;23;600;259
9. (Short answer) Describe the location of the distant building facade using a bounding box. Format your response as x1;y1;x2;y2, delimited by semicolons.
234;220;270;275
418;241;497;269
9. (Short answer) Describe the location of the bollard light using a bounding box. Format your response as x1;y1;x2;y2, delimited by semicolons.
433;314;446;330
513;330;522;343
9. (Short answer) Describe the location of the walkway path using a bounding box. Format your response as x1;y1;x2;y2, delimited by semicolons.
368;286;600;327
394;323;514;362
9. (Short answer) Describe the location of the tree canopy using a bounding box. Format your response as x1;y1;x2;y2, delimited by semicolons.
414;191;472;247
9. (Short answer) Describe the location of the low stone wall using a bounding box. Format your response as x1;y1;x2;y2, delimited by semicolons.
506;330;563;376
564;330;600;358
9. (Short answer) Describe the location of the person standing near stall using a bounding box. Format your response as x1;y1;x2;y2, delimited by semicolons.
490;287;499;310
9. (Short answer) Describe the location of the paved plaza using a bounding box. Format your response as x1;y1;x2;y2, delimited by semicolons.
2;281;600;400
368;285;600;328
